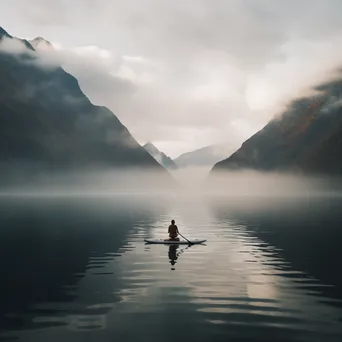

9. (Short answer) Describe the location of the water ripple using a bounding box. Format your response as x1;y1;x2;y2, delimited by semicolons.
1;198;342;342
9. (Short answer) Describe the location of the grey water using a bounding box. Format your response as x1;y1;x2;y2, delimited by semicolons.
0;194;342;342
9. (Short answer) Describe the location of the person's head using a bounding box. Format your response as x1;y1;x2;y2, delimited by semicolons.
171;220;175;225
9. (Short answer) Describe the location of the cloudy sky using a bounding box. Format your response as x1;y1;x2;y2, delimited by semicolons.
1;0;342;157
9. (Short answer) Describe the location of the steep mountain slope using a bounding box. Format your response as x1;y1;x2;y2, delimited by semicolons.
143;142;178;170
0;27;169;187
211;75;342;176
174;144;235;169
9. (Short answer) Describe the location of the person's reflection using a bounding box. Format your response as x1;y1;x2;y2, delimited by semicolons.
168;245;179;270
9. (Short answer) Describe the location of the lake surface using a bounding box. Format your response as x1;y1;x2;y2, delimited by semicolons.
0;194;342;341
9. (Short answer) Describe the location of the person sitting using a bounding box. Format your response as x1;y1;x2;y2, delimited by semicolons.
168;219;179;240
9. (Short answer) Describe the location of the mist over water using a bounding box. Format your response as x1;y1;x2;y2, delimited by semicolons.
1;171;342;341
205;170;342;199
2;162;342;198
0;168;176;196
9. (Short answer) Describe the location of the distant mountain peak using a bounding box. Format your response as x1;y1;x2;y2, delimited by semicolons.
143;142;178;170
30;36;55;51
143;142;160;154
174;143;236;169
0;27;35;52
31;36;52;44
143;141;156;148
0;27;10;37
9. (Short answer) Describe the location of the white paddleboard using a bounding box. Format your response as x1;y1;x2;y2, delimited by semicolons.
144;238;206;245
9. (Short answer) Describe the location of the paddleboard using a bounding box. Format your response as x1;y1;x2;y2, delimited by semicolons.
144;238;206;245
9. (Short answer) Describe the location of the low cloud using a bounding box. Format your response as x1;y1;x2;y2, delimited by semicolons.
0;36;34;55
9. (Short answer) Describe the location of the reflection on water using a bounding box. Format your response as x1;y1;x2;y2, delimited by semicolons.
210;196;342;302
167;244;192;270
0;195;342;342
168;245;178;270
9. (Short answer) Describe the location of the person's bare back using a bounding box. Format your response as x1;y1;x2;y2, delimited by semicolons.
168;219;179;239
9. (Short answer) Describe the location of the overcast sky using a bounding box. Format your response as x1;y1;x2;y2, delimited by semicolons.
1;0;342;157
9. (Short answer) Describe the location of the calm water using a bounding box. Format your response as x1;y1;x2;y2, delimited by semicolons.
0;194;342;342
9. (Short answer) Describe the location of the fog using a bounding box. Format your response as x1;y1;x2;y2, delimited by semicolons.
1;163;342;201
208;170;342;197
0;166;173;196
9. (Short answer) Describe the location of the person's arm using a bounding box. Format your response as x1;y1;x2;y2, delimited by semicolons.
168;225;170;233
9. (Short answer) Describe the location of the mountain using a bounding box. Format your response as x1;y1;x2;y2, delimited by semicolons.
0;28;170;189
0;26;34;51
143;142;178;170
210;74;342;176
30;37;55;51
0;27;9;37
174;144;235;169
